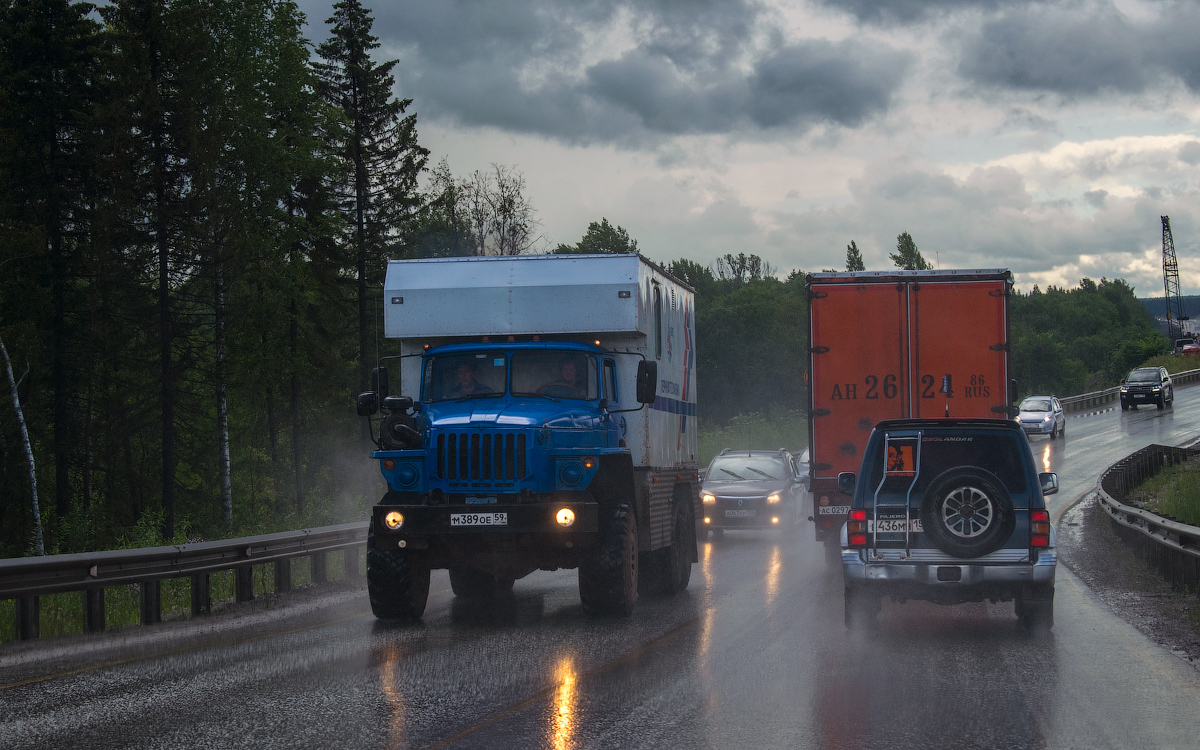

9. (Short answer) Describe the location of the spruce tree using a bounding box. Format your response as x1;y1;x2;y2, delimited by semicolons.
845;240;865;271
314;0;428;392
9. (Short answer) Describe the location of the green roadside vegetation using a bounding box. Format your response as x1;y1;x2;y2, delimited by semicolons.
1133;458;1200;527
698;411;807;468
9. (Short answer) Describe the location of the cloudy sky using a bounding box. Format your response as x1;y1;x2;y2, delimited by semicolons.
295;0;1200;295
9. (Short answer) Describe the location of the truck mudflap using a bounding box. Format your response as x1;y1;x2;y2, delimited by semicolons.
810;481;850;542
371;502;600;548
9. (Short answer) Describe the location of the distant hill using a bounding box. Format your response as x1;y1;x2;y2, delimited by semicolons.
1139;296;1200;335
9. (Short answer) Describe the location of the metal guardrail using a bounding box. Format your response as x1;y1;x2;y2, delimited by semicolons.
1;521;368;641
1059;366;1200;413
1097;443;1200;591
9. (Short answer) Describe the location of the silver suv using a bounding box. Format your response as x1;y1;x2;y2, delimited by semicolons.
839;419;1058;631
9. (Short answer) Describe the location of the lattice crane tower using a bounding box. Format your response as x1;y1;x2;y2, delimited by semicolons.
1162;215;1187;340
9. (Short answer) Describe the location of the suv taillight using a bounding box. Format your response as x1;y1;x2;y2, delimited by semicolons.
848;508;868;547
1030;509;1050;548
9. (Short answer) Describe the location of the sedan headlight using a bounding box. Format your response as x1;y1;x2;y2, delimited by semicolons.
702;493;716;504
767;493;781;504
1042;415;1052;423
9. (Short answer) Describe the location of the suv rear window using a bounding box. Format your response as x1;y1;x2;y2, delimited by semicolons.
861;433;1028;501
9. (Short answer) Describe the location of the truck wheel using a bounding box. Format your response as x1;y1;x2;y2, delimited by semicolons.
844;586;879;630
449;567;503;598
642;492;694;596
579;504;638;617
920;467;1015;559
1016;584;1054;632
367;546;430;621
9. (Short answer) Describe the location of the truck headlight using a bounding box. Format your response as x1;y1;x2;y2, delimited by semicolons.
702;493;715;504
384;511;404;530
556;508;576;527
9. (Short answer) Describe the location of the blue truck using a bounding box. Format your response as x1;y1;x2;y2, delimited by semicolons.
356;254;700;619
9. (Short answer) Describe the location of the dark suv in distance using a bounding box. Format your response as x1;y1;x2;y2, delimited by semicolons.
1120;366;1173;410
839;419;1058;631
700;449;806;535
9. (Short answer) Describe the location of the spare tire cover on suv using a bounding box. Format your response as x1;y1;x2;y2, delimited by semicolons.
919;467;1015;559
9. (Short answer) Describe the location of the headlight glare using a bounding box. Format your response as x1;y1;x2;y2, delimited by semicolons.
384;511;404;530
556;508;576;527
702;493;716;504
767;493;781;504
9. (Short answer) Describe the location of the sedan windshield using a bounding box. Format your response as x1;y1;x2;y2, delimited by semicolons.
1020;398;1052;411
1128;370;1160;383
707;455;789;482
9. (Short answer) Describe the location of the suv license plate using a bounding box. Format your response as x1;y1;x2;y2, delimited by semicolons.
871;518;923;533
725;509;756;518
450;512;507;527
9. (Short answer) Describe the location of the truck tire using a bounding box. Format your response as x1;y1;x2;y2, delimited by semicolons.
919;467;1015;559
640;493;694;596
844;586;879;630
1015;584;1054;632
579;504;638;617
367;545;430;621
449;567;505;599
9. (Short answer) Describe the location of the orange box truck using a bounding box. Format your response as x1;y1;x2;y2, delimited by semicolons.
805;269;1015;561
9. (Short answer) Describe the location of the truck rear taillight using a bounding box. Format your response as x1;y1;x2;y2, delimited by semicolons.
848;508;868;547
1030;509;1050;548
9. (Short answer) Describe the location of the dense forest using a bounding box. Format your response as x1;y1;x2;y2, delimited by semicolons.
0;0;1167;558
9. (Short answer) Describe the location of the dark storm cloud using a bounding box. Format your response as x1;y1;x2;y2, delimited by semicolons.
584;41;910;135
959;2;1200;96
315;0;913;145
815;0;1025;25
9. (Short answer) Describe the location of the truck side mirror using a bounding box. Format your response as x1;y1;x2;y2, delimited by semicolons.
382;395;413;412
372;367;389;399
636;360;658;404
356;391;378;416
1039;472;1059;496
837;472;856;495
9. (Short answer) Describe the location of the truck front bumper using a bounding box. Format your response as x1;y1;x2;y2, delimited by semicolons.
371;501;599;549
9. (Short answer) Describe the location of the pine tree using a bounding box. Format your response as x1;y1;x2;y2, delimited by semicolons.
845;240;865;271
314;0;428;392
890;231;932;271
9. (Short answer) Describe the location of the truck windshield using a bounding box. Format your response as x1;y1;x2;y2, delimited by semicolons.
424;352;507;402
511;351;598;400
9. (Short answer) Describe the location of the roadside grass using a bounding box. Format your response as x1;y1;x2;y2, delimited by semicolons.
698;410;807;467
0;553;355;645
1133;457;1200;527
1139;354;1200;375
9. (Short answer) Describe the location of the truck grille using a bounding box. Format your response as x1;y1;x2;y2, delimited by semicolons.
436;432;528;481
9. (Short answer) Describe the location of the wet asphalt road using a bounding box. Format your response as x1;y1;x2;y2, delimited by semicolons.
6;393;1200;748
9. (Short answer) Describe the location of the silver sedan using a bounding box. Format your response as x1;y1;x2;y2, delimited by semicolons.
1016;395;1065;438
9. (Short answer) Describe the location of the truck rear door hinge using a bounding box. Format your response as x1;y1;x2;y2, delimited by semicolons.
989;288;1009;297
989;342;1009;351
811;408;831;417
809;346;830;355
